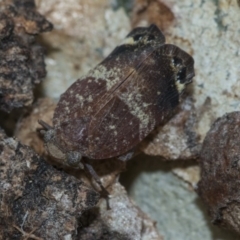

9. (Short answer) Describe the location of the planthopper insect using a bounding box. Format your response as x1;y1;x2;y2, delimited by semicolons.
39;24;194;206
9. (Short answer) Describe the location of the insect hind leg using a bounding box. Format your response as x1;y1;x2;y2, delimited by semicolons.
83;162;111;210
38;119;53;130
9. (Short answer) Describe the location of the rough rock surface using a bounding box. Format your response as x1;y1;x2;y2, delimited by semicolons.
121;154;239;240
198;112;240;234
141;96;200;160
78;182;162;240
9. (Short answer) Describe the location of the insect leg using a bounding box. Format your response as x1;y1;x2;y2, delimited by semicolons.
38;119;53;130
83;162;110;210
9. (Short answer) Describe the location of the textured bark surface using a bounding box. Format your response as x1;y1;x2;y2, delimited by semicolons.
0;129;99;239
0;0;52;112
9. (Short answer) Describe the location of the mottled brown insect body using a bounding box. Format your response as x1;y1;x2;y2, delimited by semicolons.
40;24;194;167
